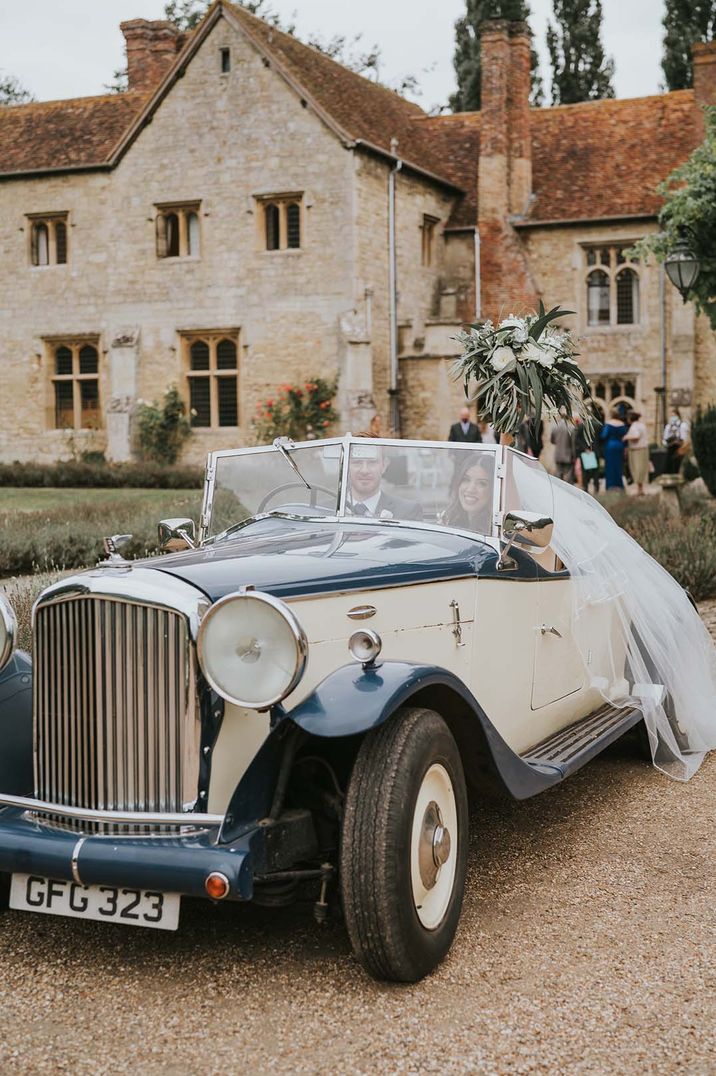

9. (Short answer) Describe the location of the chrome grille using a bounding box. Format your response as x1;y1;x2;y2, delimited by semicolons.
33;596;200;820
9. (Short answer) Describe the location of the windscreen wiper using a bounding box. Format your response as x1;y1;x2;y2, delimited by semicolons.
273;436;312;490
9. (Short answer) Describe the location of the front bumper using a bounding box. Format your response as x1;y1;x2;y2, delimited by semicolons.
0;809;255;900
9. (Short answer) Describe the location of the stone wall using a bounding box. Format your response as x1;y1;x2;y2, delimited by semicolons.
0;15;357;465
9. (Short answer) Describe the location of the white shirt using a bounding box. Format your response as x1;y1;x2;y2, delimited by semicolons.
351;490;382;516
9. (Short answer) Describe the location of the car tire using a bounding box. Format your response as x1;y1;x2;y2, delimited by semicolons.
340;706;468;983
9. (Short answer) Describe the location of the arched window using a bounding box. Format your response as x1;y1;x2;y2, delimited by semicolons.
165;213;180;258
616;268;639;324
587;270;610;326
186;334;239;428
51;340;101;430
32;222;49;266
55;220;67;264
55;345;73;376
265;203;280;251
286;202;301;249
187;211;200;256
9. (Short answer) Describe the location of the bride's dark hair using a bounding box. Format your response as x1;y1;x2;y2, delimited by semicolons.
444;452;495;532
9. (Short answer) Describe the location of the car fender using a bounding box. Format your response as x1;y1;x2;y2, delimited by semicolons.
284;661;565;801
0;651;34;795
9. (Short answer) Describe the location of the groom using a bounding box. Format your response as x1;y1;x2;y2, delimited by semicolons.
348;445;422;521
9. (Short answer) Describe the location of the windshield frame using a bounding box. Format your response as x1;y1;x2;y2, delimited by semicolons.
199;435;504;546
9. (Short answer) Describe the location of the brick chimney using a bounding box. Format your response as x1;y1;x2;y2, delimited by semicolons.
120;20;183;95
507;23;532;215
693;40;716;122
477;19;537;320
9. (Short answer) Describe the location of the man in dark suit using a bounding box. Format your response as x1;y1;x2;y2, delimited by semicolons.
348;445;422;521
448;406;482;443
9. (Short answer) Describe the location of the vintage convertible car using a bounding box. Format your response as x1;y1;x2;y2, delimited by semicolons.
0;436;654;981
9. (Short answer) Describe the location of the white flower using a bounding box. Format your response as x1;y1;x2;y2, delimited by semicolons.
498;316;529;343
521;340;555;368
490;345;517;373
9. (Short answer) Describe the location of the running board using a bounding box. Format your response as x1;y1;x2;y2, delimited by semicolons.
520;701;643;779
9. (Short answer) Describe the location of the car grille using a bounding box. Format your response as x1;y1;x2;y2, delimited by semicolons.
33;595;200;826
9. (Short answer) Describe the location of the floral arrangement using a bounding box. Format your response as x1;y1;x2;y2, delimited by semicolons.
452;304;596;438
253;377;338;444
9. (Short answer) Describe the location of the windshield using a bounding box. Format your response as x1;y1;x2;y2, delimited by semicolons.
205;439;499;540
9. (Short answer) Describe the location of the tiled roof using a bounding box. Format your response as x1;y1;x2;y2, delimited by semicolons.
525;90;700;224
221;1;460;186
0;92;147;175
420;90;701;228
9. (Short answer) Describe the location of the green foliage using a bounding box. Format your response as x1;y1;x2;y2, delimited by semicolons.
546;0;615;104
0;71;35;106
2;573;62;653
662;0;716;91
253;379;339;443
104;66;128;94
0;491;200;576
632;108;716;328
692;404;716;495
0;461;202;489
450;1;543;112
136;386;192;466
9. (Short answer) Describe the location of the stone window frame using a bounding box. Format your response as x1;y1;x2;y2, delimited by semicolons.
421;214;439;268
182;329;241;430
45;335;102;431
220;46;231;73
589;374;639;419
582;243;641;330
155;201;201;260
255;193;304;252
28;212;69;268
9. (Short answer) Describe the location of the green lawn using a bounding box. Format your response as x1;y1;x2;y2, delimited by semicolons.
0;488;202;576
1;487;200;513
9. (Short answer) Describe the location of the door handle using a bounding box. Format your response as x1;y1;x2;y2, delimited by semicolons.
538;624;563;638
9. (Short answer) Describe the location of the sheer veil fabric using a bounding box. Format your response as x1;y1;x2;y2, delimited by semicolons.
510;449;716;780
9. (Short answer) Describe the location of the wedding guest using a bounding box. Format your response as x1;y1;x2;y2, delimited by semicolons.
448;406;481;443
443;452;494;534
550;415;577;483
517;418;544;458
623;410;649;495
663;409;689;474
575;417;600;495
600;407;629;490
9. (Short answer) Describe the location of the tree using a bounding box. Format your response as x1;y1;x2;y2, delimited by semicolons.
546;0;615;105
633;107;716;329
164;0;293;33
450;0;543;112
0;71;35;106
662;0;716;91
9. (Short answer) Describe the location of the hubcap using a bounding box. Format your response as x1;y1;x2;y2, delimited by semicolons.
418;800;452;890
410;763;458;930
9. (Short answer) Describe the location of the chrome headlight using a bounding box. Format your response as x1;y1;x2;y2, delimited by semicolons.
0;594;17;673
197;591;307;709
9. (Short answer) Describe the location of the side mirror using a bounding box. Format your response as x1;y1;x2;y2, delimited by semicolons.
158;517;197;553
498;510;554;571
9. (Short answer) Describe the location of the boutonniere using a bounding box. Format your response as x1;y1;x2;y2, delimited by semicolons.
379;510;394;520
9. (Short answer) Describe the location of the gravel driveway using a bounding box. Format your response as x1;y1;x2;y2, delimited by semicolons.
1;629;715;1073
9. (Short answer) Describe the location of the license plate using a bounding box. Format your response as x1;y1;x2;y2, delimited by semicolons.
9;874;180;931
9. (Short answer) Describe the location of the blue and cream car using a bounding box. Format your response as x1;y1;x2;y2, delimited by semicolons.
0;436;648;981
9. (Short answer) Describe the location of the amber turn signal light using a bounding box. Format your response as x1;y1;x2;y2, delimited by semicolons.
205;872;230;900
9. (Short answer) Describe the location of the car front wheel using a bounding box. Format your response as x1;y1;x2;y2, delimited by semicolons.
340;706;468;982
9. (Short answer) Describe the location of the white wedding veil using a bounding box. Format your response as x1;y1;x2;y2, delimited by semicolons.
507;448;716;781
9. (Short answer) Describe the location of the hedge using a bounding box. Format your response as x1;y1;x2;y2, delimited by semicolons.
0;460;203;489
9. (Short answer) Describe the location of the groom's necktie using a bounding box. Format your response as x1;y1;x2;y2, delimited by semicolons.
353;502;370;516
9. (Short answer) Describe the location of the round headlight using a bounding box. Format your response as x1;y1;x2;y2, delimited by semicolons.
0;594;17;673
197;591;307;709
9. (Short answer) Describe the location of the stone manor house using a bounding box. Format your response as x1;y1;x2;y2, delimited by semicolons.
2;1;716;464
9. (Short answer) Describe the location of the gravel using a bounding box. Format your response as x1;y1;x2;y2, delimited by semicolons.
1;625;715;1073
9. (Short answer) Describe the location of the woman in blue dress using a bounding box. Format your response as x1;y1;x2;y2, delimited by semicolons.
599;408;628;490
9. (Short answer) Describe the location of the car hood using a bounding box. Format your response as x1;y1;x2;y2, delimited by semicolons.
145;516;498;602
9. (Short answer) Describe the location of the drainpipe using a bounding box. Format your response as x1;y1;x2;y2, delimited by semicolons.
388;138;402;436
474;227;482;321
659;263;667;439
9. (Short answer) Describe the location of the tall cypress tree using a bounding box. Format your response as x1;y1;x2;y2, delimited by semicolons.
662;0;716;91
547;0;615;105
450;0;543;112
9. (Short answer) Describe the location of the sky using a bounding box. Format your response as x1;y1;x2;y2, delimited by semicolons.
1;0;666;109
